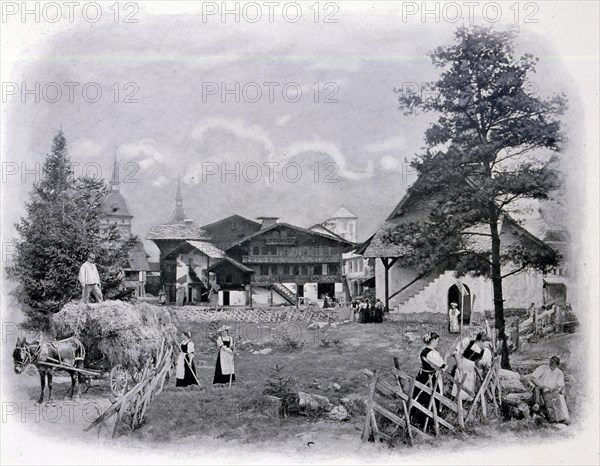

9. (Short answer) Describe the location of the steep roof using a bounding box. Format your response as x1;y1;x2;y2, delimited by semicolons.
362;222;412;258
146;223;210;241
125;241;150;271
164;240;226;260
200;214;262;249
207;256;255;274
308;223;349;242
329;207;357;219
225;222;355;250
102;191;133;218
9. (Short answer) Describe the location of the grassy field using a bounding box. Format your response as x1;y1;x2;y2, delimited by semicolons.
130;312;579;450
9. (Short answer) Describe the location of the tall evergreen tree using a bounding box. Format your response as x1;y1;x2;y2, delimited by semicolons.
12;130;137;319
387;26;567;368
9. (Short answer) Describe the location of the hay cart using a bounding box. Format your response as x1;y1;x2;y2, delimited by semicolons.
81;363;147;397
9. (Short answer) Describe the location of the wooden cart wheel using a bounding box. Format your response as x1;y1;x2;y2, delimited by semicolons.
110;364;128;397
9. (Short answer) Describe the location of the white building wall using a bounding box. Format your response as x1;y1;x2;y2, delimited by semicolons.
376;259;548;315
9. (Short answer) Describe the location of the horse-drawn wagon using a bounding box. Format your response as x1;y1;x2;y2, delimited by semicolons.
36;300;177;400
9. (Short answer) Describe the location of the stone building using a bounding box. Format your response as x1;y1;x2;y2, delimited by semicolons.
100;154;150;297
358;175;565;325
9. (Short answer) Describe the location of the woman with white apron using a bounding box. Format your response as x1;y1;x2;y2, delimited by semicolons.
213;326;235;385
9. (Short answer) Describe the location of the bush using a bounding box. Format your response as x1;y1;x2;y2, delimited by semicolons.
263;363;301;417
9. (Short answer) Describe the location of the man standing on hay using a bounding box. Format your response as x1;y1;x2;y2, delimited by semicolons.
79;253;103;303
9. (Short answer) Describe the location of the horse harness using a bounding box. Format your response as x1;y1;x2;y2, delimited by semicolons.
22;338;84;368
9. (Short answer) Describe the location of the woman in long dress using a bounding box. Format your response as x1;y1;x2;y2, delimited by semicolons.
452;331;489;401
448;302;461;333
176;331;199;387
213;326;235;385
409;332;446;431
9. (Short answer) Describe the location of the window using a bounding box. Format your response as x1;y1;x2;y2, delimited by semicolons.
260;265;269;275
293;266;300;275
225;274;233;284
252;246;260;256
313;264;322;276
329;264;339;275
270;265;278;275
300;266;308;275
283;265;290;275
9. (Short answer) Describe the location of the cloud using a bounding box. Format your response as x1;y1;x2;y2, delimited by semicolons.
117;140;167;170
69;138;103;161
192;118;276;158
151;174;170;187
380;155;404;172
285;141;373;180
366;135;407;153
275;114;293;127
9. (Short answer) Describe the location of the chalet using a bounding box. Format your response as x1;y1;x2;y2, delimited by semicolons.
101;154;150;297
161;240;225;303
223;218;354;305
358;178;565;324
309;208;374;300
146;179;266;303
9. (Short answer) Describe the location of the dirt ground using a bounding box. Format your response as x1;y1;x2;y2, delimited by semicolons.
1;306;587;463
3;312;580;458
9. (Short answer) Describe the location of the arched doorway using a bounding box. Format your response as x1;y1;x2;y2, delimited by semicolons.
448;283;471;326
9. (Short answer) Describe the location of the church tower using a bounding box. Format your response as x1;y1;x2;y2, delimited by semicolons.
168;175;190;224
321;207;358;243
101;151;133;237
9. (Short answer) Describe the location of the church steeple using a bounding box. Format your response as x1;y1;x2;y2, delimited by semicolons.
168;175;190;224
175;175;183;205
110;148;120;192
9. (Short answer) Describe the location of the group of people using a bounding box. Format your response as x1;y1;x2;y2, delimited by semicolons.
175;326;236;388
351;298;385;323
409;331;568;431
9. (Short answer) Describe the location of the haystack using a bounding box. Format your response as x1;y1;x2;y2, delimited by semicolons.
52;300;177;372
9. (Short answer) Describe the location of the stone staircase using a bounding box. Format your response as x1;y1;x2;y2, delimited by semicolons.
271;282;296;305
396;270;456;311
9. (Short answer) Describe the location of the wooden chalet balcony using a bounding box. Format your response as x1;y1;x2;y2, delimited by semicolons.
243;254;341;263
251;275;342;284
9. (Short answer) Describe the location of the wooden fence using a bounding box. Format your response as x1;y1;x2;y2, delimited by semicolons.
362;355;502;445
172;306;336;324
84;338;174;437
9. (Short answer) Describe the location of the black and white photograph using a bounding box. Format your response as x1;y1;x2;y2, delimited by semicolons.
1;1;598;464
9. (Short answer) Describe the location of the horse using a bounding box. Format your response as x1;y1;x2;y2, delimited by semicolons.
13;336;86;404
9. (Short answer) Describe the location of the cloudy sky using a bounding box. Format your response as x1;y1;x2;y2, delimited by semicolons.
1;2;596;262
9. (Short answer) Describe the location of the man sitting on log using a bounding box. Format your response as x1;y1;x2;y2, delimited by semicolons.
526;356;569;423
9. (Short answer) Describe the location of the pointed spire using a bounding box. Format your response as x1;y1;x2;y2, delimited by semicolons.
175;174;183;205
110;147;119;191
168;176;189;224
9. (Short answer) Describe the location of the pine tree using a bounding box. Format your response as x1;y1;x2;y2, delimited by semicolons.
388;26;567;368
11;130;137;320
